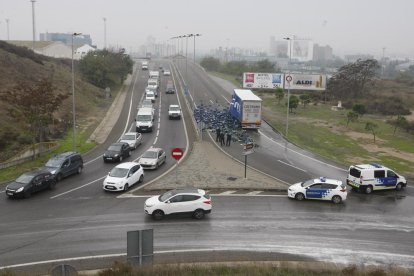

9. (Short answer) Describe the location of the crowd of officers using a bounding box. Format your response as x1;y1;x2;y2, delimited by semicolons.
215;127;232;147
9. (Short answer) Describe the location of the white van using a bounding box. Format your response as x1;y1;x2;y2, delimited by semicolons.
147;79;159;94
346;163;407;194
135;107;154;132
141;61;148;70
149;70;159;80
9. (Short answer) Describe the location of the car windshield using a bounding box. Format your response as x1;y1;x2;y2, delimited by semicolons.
169;106;179;111
137;115;152;121
142;151;157;159
122;134;135;140
109;167;129;178
108;145;122;151
45;158;62;168
15;174;35;184
301;179;315;187
159;190;176;202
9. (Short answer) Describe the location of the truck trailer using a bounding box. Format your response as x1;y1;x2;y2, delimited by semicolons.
229;89;262;129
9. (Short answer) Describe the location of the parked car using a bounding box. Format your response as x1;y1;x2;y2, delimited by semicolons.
120;132;142;150
346;163;407;194
288;177;347;204
163;70;171;76
138;148;166;169
168;104;181;120
144;188;212;220
42;152;83;182
103;142;131;162
103;162;144;192
6;169;56;198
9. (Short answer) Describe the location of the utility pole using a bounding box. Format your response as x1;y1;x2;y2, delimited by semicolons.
6;19;10;40
382;47;386;78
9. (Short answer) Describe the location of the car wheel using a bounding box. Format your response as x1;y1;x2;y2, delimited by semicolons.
365;185;373;194
24;191;31;198
193;209;205;220
119;156;123;162
396;183;403;191
77;166;82;174
56;173;63;182
49;181;56;190
152;210;164;220
295;193;305;201
332;195;342;204
138;174;144;183
123;184;129;192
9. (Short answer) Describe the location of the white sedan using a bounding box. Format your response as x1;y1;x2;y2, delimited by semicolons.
120;132;142;149
103;162;144;192
163;70;171;76
288;177;347;204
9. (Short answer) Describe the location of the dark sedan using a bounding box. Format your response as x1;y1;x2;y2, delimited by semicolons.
103;142;131;162
6;169;56;198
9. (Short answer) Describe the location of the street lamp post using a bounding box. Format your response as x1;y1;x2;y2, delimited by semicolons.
30;0;36;50
103;17;107;49
72;32;81;152
283;37;293;139
6;19;10;40
185;34;193;80
193;34;201;63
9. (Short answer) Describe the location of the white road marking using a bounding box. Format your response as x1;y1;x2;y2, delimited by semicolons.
153;137;158;145
219;190;237;195
50;177;105;199
210;99;214;104
259;130;347;172
222;95;230;103
119;193;287;198
245;191;263;195
278;160;307;172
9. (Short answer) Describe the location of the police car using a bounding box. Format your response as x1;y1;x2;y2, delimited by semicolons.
288;177;347;204
346;163;407;194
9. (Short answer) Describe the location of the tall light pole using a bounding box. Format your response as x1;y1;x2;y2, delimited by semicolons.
72;32;81;152
382;47;386;78
6;19;10;40
30;0;36;50
185;34;193;80
193;33;201;63
283;37;293;139
103;17;107;49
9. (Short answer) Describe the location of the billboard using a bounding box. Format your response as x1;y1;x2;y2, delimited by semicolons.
243;73;284;89
285;74;326;90
290;40;313;62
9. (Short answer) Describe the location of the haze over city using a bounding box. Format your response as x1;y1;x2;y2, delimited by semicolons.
0;0;413;58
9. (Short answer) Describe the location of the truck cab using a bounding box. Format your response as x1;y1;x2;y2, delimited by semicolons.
135;107;154;132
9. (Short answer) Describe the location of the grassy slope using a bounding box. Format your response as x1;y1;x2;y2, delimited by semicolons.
0;45;115;182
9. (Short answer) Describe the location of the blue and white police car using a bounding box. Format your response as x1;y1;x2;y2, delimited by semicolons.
288;177;347;204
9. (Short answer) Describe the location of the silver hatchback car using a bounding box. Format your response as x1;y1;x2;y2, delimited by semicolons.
139;148;166;169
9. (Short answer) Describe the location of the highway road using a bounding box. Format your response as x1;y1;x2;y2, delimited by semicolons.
0;58;413;269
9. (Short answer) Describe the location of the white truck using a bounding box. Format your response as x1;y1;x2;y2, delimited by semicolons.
229;89;262;129
149;70;159;80
141;61;148;70
135;107;154;132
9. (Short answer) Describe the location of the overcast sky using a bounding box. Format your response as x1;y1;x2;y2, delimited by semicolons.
0;0;413;58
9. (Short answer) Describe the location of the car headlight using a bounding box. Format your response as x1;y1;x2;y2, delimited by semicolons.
145;203;154;208
16;187;24;193
114;154;119;157
51;170;57;174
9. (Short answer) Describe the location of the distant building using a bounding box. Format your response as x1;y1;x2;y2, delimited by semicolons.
74;44;96;59
313;44;333;61
40;32;93;46
269;37;288;58
344;54;374;63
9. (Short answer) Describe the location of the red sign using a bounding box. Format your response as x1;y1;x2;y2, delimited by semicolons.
171;148;184;161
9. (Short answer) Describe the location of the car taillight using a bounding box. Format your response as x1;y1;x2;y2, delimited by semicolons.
340;188;347;192
203;200;211;205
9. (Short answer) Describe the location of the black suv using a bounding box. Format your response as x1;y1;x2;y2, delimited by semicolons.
6;169;56;198
42;152;83;182
103;142;131;162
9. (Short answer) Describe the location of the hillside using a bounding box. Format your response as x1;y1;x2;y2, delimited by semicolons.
0;41;112;161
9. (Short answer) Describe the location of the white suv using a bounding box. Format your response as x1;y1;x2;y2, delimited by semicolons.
288;177;347;204
145;188;212;220
103;162;144;192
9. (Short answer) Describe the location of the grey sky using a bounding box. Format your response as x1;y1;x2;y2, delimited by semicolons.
0;0;413;58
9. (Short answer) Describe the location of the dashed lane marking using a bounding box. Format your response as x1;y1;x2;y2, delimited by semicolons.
245;191;263;195
219;190;237;195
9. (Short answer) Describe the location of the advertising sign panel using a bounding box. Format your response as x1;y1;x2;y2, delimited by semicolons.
285;74;326;90
243;73;284;89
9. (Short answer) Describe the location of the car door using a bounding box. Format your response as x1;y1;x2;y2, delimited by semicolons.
373;170;386;188
181;195;201;212
305;183;324;199
384;170;398;187
32;175;43;192
129;165;140;186
122;144;129;158
158;150;166;164
165;194;185;214
61;159;71;177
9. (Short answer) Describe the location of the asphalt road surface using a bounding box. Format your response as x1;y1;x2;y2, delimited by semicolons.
0;59;413;269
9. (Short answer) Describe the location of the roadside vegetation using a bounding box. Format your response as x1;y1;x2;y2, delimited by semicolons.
200;57;414;177
0;41;132;182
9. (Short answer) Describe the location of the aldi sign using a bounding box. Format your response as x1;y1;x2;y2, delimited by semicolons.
243;73;284;89
286;74;326;90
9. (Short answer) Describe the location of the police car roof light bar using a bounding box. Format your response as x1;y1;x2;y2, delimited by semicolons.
371;163;383;168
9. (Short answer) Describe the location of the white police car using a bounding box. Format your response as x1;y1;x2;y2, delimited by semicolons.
288;177;347;204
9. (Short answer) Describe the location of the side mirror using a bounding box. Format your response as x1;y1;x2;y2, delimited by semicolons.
166;200;171;204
